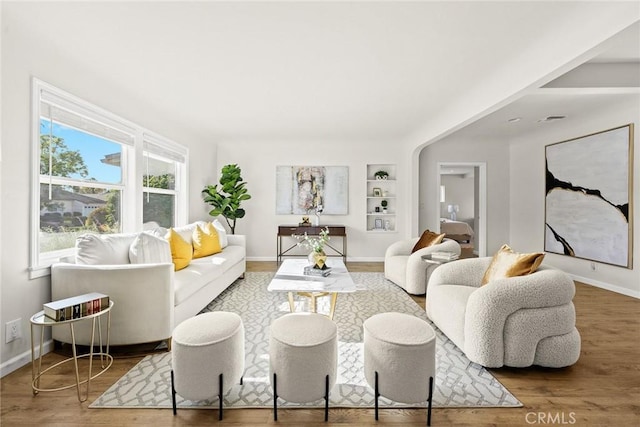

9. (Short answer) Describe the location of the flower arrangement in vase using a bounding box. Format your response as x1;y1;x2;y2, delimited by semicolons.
292;226;330;269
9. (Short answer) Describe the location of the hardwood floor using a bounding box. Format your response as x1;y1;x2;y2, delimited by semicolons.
2;261;639;426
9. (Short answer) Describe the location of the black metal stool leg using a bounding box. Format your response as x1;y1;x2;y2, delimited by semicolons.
273;373;278;421
171;370;177;416
324;374;329;422
374;370;379;421
218;373;223;421
240;376;243;385
427;376;433;426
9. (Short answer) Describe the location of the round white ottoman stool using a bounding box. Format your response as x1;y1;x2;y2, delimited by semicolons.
269;312;338;422
171;311;245;420
363;312;436;425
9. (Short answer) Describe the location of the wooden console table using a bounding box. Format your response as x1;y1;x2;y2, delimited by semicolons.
277;225;347;264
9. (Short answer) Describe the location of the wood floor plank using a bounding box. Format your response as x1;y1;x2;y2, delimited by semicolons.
2;261;638;426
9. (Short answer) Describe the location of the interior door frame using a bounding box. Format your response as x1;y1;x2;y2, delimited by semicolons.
436;162;487;257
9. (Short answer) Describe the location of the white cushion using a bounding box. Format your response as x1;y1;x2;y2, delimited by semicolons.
129;232;172;264
75;233;137;265
171;221;207;245
212;219;228;248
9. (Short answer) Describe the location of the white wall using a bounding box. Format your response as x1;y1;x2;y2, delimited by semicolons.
440;174;474;220
509;96;640;297
0;17;212;374
419;137;510;255
215;139;409;261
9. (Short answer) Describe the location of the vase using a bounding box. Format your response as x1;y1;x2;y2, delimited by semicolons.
308;250;327;269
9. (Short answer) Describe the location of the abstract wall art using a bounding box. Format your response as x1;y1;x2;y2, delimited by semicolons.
545;124;634;268
276;166;349;215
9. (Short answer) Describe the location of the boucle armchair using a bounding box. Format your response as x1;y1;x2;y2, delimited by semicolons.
426;257;581;368
384;238;461;295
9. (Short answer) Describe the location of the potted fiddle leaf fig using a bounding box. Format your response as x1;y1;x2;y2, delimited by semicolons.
202;164;251;234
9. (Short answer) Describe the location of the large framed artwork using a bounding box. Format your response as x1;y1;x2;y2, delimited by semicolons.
545;124;634;268
276;166;349;214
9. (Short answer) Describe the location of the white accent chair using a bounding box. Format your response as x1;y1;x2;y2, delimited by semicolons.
426;257;581;368
384;238;461;295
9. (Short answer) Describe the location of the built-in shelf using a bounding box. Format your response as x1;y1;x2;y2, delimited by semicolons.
366;164;397;232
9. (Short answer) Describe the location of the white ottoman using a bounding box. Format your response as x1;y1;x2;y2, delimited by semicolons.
364;312;436;425
171;311;245;420
269;312;338;421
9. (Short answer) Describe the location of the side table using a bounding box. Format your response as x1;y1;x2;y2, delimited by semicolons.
30;300;114;402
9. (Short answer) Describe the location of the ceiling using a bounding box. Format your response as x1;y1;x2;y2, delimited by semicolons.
3;1;639;145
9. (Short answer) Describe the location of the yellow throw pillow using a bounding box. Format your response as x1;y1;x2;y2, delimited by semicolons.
481;244;545;285
411;229;446;253
192;224;222;258
166;228;193;271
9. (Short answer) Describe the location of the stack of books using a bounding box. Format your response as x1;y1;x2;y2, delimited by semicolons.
303;266;333;277
43;292;110;322
430;251;459;261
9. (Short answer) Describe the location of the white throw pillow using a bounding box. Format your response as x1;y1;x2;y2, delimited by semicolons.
171;221;208;245
75;233;138;265
212;219;228;248
129;232;172;264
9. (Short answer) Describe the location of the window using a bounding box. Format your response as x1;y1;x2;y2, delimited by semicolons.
142;133;188;228
31;79;188;277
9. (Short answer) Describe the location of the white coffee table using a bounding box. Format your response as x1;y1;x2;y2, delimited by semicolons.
268;258;356;320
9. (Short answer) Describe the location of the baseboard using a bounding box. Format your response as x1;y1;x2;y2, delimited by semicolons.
569;273;640;299
1;339;54;378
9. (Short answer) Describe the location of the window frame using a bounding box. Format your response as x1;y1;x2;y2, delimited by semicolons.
30;78;188;278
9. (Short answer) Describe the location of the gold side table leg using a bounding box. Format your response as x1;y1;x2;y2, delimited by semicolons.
69;323;86;402
288;292;295;313
310;294;317;313
328;293;338;320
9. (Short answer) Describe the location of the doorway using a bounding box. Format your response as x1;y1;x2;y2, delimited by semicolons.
436;162;486;257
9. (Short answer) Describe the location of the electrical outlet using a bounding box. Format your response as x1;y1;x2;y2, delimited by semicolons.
5;318;22;343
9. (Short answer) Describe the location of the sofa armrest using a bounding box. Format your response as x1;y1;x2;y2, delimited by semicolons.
227;234;246;248
428;257;492;290
385;238;419;258
51;262;175;346
464;267;576;366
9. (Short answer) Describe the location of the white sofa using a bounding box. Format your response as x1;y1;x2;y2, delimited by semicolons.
50;221;246;347
384;237;461;295
426;257;581;368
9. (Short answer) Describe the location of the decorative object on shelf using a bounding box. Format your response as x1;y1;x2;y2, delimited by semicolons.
374;218;383;229
447;204;459;221
384;220;391;231
381;199;388;214
202;164;251;234
372;187;382;197
293;226;330;269
300;216;311;226
374;170;389;180
375;206;380;213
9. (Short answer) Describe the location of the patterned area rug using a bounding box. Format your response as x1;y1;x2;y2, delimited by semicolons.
90;272;521;409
